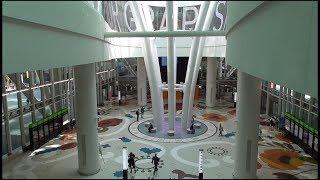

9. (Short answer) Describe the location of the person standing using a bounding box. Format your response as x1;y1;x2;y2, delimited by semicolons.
148;123;153;133
219;123;224;136
190;122;195;134
141;106;145;118
151;153;160;174
128;152;136;173
136;110;140;122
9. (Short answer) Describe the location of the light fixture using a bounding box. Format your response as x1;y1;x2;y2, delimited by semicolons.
305;94;311;100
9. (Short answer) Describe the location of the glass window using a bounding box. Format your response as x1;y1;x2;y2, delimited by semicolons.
23;112;32;145
45;105;52;116
43;70;50;83
7;93;18;111
293;105;299;117
9;116;21;151
35;109;43;120
301;109;308;121
2;122;8;155
21;91;28;107
33;87;42;101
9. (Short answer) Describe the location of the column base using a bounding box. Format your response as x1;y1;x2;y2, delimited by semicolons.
167;130;175;136
78;167;100;176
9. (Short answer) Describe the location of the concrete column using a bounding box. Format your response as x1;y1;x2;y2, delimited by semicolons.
131;2;165;131
67;67;73;123
206;58;217;107
281;87;286;116
137;57;147;106
74;63;100;175
233;71;261;179
181;1;210;131
29;71;36;121
219;58;223;78
49;69;56;112
277;85;282;116
265;82;270;116
2;76;12;155
167;1;176;134
39;70;47;115
16;73;26;149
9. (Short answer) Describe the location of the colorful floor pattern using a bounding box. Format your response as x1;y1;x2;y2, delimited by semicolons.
2;99;318;179
201;113;227;122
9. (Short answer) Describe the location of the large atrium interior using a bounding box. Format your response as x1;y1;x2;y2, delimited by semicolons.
2;1;318;179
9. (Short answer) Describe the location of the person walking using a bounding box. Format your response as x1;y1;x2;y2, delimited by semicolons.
128;152;136;173
190;122;195;134
136;110;140;122
219;123;224;136
148;123;153;133
151;153;160;175
141;106;145;118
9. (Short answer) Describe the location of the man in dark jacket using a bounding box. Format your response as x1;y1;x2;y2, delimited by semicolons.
141;106;145;118
151;153;160;174
136;110;140;122
128;152;136;173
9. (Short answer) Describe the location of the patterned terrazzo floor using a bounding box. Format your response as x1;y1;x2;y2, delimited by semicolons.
2;99;318;179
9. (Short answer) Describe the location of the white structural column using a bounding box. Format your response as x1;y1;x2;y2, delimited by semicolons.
233;71;261;179
278;85;282;116
265;82;270;116
182;1;210;131
49;69;56;112
206;57;217;107
131;1;164;131
16;73;26;149
2;76;12;155
185;2;217;130
166;1;176;134
137;57;147;106
67;67;73;124
39;70;47;115
29;71;36;121
74;63;100;175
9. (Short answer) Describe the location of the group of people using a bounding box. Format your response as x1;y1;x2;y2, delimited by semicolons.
135;106;145;121
128;152;160;174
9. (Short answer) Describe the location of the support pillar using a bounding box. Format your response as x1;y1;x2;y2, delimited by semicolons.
277;85;282;116
16;73;26;149
167;1;176;134
233;71;261;179
49;69;56;112
2;76;12;155
265;82;270;116
131;2;164;131
74;63;100;175
29;71;36;121
137;57;147;106
206;58;217;108
181;1;210;131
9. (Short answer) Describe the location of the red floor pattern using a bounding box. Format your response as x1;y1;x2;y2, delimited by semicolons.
202;113;227;122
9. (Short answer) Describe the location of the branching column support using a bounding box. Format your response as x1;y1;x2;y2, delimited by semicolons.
182;1;211;131
131;1;164;131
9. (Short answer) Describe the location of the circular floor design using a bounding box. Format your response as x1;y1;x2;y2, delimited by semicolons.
128;117;217;143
